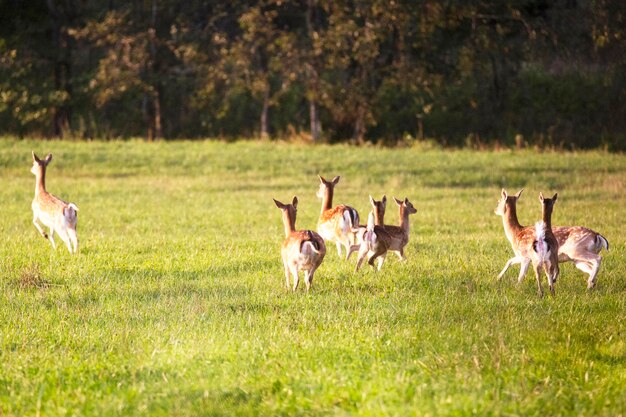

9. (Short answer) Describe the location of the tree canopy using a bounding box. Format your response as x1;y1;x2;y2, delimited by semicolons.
1;0;624;149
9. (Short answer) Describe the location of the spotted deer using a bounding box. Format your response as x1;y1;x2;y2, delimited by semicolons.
316;175;360;259
274;196;326;291
553;226;608;289
355;211;391;272
496;189;609;289
31;152;79;254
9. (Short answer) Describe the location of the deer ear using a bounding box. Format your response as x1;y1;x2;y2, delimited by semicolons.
539;192;545;202
382;195;387;206
318;175;326;184
44;154;53;164
32;151;40;162
501;189;508;199
552;193;558;203
393;197;402;206
514;188;523;198
332;176;340;185
369;195;375;206
292;196;298;208
404;197;409;205
273;199;285;209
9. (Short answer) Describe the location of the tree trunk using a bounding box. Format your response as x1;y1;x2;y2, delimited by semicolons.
153;88;162;140
353;105;366;144
260;86;270;139
48;0;72;138
309;100;321;142
306;0;321;143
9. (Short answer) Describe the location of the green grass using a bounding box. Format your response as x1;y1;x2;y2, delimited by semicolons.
1;139;625;416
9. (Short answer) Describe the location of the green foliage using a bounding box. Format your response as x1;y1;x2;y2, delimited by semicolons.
0;1;625;147
1;139;625;415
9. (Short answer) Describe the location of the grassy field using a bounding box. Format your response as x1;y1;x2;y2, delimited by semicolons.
0;139;625;416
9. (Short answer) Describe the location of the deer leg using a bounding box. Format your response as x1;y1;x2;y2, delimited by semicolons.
343;241;354;261
283;262;291;290
336;242;343;258
376;254;386;271
304;269;314;291
497;256;519;280
68;228;79;254
517;258;531;284
48;227;57;249
355;245;369;272
290;267;300;292
57;228;72;254
32;216;48;239
576;253;601;289
544;262;556;297
367;246;387;271
396;249;406;261
587;256;602;289
533;262;544;298
346;244;359;260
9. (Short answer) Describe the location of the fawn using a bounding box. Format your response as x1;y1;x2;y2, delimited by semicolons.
316;175;360;259
496;189;608;289
355;211;391;272
531;193;560;296
274;196;326;291
31;152;79;254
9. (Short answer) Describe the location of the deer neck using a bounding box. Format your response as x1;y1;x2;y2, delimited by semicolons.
399;208;410;235
542;204;553;230
374;210;384;226
502;204;523;242
282;212;296;237
34;169;47;196
320;188;333;213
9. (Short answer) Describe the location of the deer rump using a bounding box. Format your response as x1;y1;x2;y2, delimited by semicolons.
532;222;551;261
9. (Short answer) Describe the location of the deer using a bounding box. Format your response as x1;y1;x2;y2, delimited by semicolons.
494;189;559;296
346;195;387;260
354;211;391;272
274;196;326;291
31;152;79;254
316;175;360;259
495;189;609;289
377;196;417;261
531;192;560;296
552;226;608;289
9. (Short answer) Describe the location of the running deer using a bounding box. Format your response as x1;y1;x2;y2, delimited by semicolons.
316;175;360;259
495;189;609;289
274;196;326;291
346;195;386;260
355;211;391;272
531;193;560;296
31;152;79;254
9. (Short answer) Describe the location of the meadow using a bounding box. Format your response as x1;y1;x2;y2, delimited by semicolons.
0;139;625;416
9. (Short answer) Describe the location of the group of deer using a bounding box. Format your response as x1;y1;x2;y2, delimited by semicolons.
495;189;609;297
28;152;610;297
274;175;417;291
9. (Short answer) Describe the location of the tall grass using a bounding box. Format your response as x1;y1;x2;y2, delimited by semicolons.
1;139;625;416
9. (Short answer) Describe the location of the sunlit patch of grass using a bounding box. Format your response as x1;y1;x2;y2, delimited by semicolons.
0;139;625;416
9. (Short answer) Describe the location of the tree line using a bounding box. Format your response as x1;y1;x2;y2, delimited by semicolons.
0;0;624;149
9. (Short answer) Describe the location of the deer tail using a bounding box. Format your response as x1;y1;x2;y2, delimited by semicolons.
533;221;548;261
